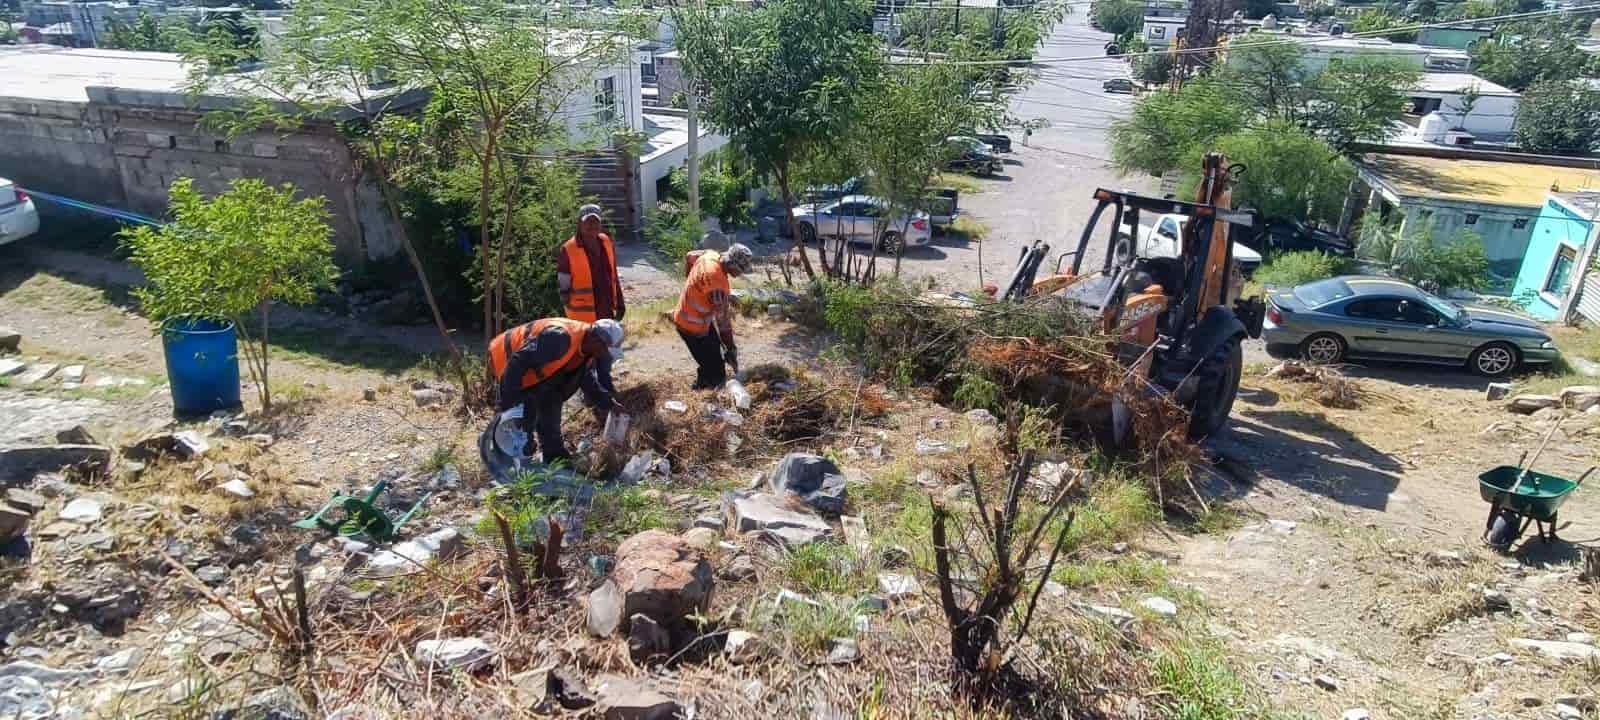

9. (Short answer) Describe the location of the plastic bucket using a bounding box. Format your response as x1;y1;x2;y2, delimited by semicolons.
161;317;242;416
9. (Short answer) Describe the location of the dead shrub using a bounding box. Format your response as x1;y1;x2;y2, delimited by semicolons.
1265;360;1367;409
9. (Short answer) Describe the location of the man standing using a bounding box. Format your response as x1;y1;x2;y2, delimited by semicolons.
558;204;625;322
673;244;754;389
490;317;625;464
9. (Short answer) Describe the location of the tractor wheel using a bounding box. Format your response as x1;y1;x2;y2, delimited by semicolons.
1187;338;1243;440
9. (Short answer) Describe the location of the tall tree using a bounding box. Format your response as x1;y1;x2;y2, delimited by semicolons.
674;0;881;279
1469;17;1593;91
1091;0;1144;37
1109;78;1246;176
1198;120;1354;226
1513;80;1600;156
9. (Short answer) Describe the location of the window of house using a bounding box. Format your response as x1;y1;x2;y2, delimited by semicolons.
1150;26;1165;38
1544;244;1578;298
1513;217;1528;230
1464;213;1479;225
595;76;616;126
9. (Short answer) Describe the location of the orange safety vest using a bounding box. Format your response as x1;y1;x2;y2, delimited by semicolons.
562;234;620;322
673;250;729;336
487;317;592;391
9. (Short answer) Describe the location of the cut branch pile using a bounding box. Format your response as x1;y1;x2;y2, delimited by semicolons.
1265;360;1368;409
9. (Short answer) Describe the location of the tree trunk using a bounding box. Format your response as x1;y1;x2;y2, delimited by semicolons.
893;214;912;277
775;165;816;280
478;134;498;338
363;148;467;392
259;302;271;413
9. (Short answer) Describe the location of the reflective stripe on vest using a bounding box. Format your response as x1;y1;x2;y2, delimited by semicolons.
673;251;728;335
562;234;618;323
487;317;592;391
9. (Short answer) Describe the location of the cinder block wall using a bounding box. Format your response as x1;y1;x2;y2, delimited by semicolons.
0;90;400;267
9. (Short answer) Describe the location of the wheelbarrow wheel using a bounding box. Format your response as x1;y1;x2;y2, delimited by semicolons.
1486;510;1520;549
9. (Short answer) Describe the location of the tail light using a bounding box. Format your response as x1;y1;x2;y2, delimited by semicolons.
15;190;28;204
1266;305;1282;325
911;218;928;231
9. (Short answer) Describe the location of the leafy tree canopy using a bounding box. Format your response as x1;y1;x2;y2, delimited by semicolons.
1513;79;1600;156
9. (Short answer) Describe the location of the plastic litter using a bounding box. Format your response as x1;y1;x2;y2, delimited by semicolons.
725;379;753;410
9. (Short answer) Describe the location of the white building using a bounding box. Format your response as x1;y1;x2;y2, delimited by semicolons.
1402;73;1520;142
1230;34;1472;73
1143;17;1187;49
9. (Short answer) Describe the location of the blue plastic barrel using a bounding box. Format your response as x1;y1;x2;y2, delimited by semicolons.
161;317;242;416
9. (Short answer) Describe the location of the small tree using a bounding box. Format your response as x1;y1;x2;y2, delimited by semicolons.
122;178;337;413
1202;120;1354;226
1090;0;1143;37
675;0;883;279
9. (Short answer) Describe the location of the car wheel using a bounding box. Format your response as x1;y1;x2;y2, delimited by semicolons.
878;232;904;255
1469;342;1518;377
797;222;817;245
1299;333;1345;365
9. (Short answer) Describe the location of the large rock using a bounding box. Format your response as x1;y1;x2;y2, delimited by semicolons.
721;491;833;548
593;674;683;720
123;431;208;461
586;530;714;640
0;328;19;354
769;453;848;514
364;529;463;578
1561;385;1600;411
12;364;57;387
1507;395;1561;414
1485;382;1513;401
0;359;23;377
0;445;111;486
0;506;30;543
59;496;104;523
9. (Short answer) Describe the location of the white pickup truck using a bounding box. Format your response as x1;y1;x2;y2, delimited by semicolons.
1124;213;1262;275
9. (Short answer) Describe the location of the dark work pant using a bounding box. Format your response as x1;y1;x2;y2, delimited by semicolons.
518;367;609;465
678;327;726;389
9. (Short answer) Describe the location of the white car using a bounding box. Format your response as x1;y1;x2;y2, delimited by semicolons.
0;178;40;245
1124;213;1262;275
792;195;933;253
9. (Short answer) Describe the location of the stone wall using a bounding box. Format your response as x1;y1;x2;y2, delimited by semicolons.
0;90;402;268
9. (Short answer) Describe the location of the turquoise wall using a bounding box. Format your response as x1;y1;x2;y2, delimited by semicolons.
1513;198;1592;320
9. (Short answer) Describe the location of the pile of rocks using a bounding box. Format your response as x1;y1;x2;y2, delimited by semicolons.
1503;385;1600;414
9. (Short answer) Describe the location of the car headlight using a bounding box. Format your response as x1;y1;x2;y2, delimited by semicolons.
1540;340;1555;349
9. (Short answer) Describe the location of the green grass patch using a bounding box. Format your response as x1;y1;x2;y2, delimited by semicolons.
949;215;989;242
755;593;861;654
933;173;983;194
1058;478;1160;553
588;484;674;540
419;445;457;474
1519;324;1600;396
780;541;874;596
264;325;427;376
1053;556;1169;591
1151;639;1292;720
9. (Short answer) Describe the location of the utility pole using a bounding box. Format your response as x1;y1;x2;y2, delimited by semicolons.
992;1;1003;51
953;0;961;35
686;70;700;223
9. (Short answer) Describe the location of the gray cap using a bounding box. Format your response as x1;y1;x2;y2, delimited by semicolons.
578;204;603;222
592;319;624;364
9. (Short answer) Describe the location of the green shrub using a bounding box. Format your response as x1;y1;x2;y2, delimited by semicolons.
952;372;1001;411
1252;250;1351;288
642;208;701;275
1358;211;1491;291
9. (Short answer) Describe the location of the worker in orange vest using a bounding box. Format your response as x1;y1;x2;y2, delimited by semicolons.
673;244;754;389
557;204;625;322
489;317;624;464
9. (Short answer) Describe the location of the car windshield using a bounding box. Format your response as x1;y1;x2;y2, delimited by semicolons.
1292;278;1352;307
1418;289;1465;323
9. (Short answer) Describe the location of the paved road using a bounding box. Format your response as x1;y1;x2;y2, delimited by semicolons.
901;8;1156;291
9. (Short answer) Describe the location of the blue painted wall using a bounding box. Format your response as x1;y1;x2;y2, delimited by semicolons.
1513;198;1592;319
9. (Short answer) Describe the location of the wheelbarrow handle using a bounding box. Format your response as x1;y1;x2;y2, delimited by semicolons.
1516;451;1528;470
1578;467;1596;487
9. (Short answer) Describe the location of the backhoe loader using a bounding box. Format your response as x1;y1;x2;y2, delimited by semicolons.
1011;152;1265;439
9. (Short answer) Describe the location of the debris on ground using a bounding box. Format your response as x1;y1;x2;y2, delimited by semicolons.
1265;360;1367;409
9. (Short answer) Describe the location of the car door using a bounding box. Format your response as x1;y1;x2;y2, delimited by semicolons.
830;201;866;244
1146;216;1181;258
1339;297;1405;356
813;202;843;237
1400;300;1477;362
849;201;884;245
1385;299;1453;360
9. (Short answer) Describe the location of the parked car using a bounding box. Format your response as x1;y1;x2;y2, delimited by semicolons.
925;188;959;229
1122;213;1263;275
1262;276;1558;377
0;177;40;246
1102;78;1135;94
1255;218;1353;256
791;195;932;253
963;131;1012;153
943;136;1003;176
801;176;865;204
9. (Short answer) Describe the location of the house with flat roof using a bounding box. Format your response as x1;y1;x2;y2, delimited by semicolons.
1228;34;1472;74
1348;146;1600;293
1399;73;1520;142
1512;191;1600;322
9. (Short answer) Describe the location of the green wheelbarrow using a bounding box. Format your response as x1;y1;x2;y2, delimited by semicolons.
1480;464;1593;549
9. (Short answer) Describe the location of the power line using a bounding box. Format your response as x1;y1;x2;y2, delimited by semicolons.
890;3;1600;66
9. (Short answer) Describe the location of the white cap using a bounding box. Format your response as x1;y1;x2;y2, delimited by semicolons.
578;204;603;222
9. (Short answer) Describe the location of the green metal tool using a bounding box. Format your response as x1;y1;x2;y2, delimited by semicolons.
292;480;430;543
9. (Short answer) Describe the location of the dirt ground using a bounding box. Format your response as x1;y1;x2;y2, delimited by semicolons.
3;242;1599;719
